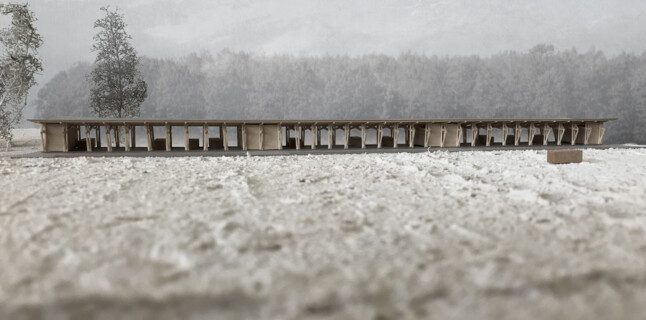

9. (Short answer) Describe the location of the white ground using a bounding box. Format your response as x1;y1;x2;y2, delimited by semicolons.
1;130;646;319
0;128;42;158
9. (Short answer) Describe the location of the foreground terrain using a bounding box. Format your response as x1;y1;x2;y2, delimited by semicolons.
1;143;646;319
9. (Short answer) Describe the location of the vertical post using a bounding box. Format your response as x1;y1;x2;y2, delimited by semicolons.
145;124;152;151
344;124;350;149
515;123;522;146
502;123;508;146
543;123;551;146
440;124;447;147
361;124;366;149
295;124;301;150
165;123;171;151
424;123;430;148
528;123;536;146
184;123;190;151
105;124;112;152
242;124;247;151
223;123;229;151
599;123;606;144
571;124;579;145
584;123;592;145
40;124;47;152
486;123;493;147
393;124;399;148
471;123;478;147
277;124;282;150
327;124;333;149
377;124;383;149
311;124;316;150
557;123;565;146
409;124;415;148
63;123;69;152
204;124;210;150
84;124;91;152
259;124;264;150
124;124;131;152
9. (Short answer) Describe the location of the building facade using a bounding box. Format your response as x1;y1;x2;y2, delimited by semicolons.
29;118;615;152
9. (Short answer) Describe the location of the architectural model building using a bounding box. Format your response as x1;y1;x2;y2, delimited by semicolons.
29;117;615;152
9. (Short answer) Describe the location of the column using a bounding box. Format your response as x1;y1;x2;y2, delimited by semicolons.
84;124;92;152
184;123;190;151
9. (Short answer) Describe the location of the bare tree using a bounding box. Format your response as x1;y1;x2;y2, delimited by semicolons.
0;3;42;151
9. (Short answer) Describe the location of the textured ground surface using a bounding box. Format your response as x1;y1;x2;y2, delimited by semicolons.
1;131;646;319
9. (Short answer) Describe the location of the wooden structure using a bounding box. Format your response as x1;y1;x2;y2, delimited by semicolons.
547;150;583;164
29;118;616;153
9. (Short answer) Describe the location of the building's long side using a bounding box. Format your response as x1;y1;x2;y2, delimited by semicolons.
29;118;614;153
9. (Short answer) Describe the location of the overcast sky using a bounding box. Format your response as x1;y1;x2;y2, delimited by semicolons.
16;0;646;95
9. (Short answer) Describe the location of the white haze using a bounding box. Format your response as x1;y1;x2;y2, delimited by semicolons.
16;0;646;123
28;0;646;88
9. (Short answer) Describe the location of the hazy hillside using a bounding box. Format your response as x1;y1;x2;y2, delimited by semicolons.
33;47;646;144
25;0;646;113
31;0;646;59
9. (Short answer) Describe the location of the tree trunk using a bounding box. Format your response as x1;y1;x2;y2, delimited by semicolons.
5;139;10;152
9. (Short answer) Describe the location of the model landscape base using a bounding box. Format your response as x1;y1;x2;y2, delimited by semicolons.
15;144;641;160
29;117;616;153
2;148;646;319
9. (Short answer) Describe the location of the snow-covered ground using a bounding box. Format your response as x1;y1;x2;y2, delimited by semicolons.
1;130;646;319
0;128;42;158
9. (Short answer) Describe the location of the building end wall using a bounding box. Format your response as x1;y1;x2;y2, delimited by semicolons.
444;124;461;147
245;125;281;150
587;123;602;144
429;124;443;147
45;124;65;152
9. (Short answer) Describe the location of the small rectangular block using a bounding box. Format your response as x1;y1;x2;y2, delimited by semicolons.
209;138;223;149
477;135;493;145
187;138;199;150
152;138;166;150
287;137;300;148
547;150;582;164
348;136;362;147
75;138;96;150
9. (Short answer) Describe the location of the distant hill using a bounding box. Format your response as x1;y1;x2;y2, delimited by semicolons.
20;0;646;122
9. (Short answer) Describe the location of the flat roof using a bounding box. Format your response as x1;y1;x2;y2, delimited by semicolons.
29;117;618;125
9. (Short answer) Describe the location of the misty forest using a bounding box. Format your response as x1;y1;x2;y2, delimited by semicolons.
34;45;646;144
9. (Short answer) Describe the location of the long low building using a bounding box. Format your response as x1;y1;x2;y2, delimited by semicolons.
29;117;616;152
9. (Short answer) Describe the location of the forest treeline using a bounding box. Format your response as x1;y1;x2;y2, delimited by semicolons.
34;45;646;143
